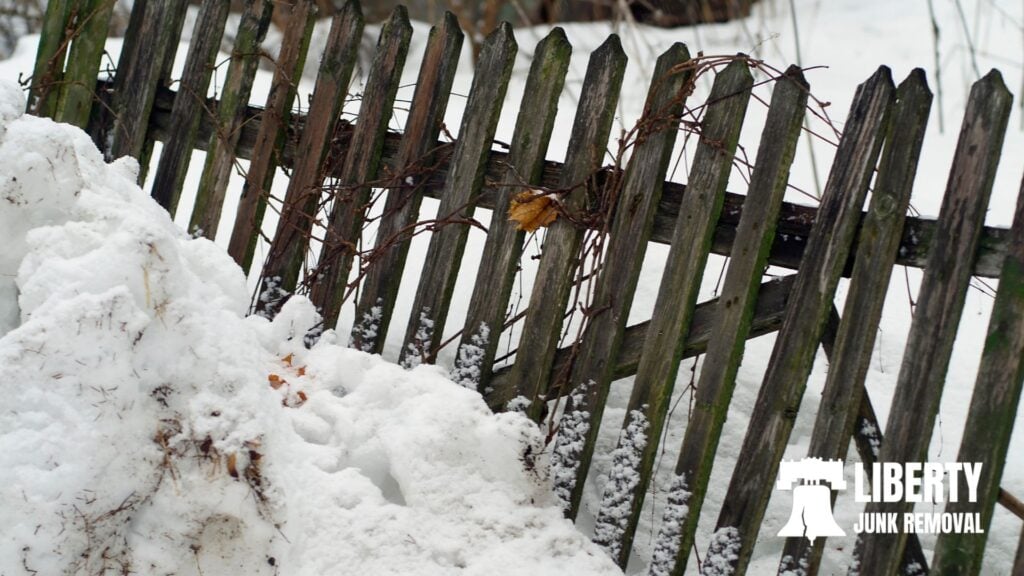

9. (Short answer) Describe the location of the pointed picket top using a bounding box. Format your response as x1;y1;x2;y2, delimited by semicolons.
496;31;627;412
454;25;571;393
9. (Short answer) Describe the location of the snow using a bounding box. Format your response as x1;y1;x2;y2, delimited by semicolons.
594;408;651;560
551;380;594;513
701;527;742;576
451;321;490;389
648;474;692;576
0;88;621;575
2;0;1024;573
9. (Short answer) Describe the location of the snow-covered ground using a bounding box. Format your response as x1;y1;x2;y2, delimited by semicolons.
1;0;1023;574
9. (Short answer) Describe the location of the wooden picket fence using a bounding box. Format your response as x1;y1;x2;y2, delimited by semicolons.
24;0;1024;574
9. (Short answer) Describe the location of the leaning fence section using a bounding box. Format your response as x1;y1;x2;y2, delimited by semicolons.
24;1;1024;575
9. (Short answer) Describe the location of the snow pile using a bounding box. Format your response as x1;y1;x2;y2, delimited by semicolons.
0;83;620;575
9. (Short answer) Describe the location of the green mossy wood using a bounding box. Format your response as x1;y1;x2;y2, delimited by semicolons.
853;70;1011;576
453;27;571;395
190;0;275;241
496;34;626;412
55;0;116;128
397;22;518;367
713;66;894;576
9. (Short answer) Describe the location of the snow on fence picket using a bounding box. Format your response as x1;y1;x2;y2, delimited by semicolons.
25;1;1024;575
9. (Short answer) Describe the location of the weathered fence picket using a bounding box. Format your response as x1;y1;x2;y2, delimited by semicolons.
550;43;693;521
648;64;808;576
190;0;275;241
713;66;894;575
498;34;626;413
256;0;364;317
397;23;517;368
452;27;571;392
778;69;932;575
26;6;1024;573
593;58;753;569
150;0;231;214
854;70;1013;576
348;13;463;354
227;0;317;273
308;7;413;330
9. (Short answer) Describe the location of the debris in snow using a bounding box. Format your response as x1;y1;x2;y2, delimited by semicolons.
402;308;434;369
594;408;650;559
648;474;691;576
550;381;593;513
701;527;742;576
349;298;383;352
451;322;490;389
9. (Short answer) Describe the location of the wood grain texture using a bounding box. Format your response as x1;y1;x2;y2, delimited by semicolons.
593;58;753;569
27;0;74;117
190;0;274;241
308;7;413;330
852;70;1012;576
653;65;808;576
453;27;571;393
779;69;932;575
150;0;230;214
494;34;626;409
226;0;317;273
108;0;189;165
347;12;463;354
255;0;364;318
55;0;115;128
397;22;517;368
929;154;1024;576
712;66;894;576
554;43;692;521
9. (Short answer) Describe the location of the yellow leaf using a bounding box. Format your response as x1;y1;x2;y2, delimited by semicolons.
508;190;558;232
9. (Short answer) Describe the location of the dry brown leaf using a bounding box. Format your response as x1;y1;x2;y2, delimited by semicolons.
296;366;306;377
509;190;558;232
268;374;284;389
282;353;294;367
227;453;239;478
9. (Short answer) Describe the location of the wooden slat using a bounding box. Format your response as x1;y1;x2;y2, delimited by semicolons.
711;66;894;576
929;174;1024;576
255;0;364;318
54;0;115;128
308;7;413;331
1015;527;1024;576
189;0;275;240
495;35;626;409
778;69;932;575
550;43;693;521
593;59;753;569
852;70;1011;576
818;309;932;575
226;0;317;273
647;65;808;576
451;27;572;392
107;0;188;166
348;12;464;354
137;80;1015;280
27;0;74;117
397;22;518;368
150;0;231;214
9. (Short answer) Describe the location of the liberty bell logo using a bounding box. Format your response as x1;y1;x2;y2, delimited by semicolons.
776;457;847;542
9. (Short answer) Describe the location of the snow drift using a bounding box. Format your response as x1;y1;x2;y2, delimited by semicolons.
0;81;621;576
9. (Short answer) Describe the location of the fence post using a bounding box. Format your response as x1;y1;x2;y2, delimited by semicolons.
27;0;75;117
54;0;115;128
